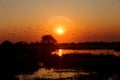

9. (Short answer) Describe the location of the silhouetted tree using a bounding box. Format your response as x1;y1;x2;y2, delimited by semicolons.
15;41;28;46
41;35;57;45
1;40;13;47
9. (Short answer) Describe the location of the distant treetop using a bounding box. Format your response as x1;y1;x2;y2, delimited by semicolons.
41;35;57;45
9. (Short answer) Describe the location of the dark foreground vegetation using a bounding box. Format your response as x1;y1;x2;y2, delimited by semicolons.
0;40;120;80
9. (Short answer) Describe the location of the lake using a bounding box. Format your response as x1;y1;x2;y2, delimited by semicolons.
17;68;92;80
52;49;120;56
16;49;120;80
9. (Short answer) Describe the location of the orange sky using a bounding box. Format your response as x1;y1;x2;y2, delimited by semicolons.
0;0;120;43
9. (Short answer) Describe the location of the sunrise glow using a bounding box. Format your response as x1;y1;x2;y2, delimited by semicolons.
0;0;120;42
1;1;120;79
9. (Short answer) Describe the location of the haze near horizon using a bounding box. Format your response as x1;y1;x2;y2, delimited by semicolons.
0;0;120;43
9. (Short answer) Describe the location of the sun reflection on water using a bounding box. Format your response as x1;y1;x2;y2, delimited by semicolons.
52;49;63;57
58;49;62;56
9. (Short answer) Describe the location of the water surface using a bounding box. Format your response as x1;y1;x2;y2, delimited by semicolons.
17;68;91;80
16;49;120;80
52;49;120;56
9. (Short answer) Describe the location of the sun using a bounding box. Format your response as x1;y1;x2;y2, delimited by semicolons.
57;28;63;34
56;25;64;34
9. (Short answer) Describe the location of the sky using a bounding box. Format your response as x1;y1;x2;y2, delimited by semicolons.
0;0;120;43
